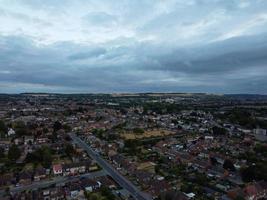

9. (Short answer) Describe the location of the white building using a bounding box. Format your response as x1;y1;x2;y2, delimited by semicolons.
7;128;15;137
253;128;266;135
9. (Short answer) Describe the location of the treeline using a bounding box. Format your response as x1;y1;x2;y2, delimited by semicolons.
0;120;71;138
143;102;183;114
217;108;267;129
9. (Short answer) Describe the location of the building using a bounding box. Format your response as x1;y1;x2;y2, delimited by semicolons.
53;164;63;175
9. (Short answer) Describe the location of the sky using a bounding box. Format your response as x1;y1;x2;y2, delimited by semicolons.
0;0;267;94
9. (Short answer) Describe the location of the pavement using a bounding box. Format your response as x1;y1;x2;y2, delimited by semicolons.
0;170;106;196
69;133;152;200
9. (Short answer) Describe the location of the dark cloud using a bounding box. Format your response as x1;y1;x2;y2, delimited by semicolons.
1;33;267;94
0;0;267;93
148;34;267;74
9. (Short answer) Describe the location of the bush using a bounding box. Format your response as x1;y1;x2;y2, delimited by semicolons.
212;126;227;135
14;121;28;136
241;162;267;182
133;128;144;134
0;120;7;137
25;146;52;168
8;145;21;161
223;159;235;171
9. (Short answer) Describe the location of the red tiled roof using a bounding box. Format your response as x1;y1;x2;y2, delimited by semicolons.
53;164;62;171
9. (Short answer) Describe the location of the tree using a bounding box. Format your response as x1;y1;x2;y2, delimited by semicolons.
14;121;28;136
254;144;267;157
124;140;141;155
210;157;218;165
212;126;227;135
0;147;5;160
92;129;105;139
42;147;53;168
180;183;193;193
99;187;115;200
25;146;52;168
85;193;106;200
223;159;235;171
5;186;10;197
133;128;144;134
195;173;209;185
43;127;49;133
8;145;21;161
65;143;75;157
241;166;256;182
169;164;186;176
234;196;245;200
228;109;256;129
53;121;62;132
0;120;7;137
63;124;71;132
241;162;267;182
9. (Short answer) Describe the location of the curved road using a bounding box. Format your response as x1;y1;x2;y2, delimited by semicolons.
69;133;152;200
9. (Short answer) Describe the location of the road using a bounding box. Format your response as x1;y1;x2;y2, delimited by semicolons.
69;133;152;200
0;170;106;196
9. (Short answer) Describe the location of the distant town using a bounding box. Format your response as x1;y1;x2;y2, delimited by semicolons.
0;93;266;200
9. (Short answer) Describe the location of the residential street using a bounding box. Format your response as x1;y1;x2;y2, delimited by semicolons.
69;133;152;200
0;170;106;197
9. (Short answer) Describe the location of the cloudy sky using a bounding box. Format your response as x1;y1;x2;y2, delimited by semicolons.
0;0;267;94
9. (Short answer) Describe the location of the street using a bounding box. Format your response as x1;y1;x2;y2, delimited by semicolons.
0;170;106;197
69;133;152;200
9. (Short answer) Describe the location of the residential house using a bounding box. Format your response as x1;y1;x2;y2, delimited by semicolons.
7;128;16;137
63;162;87;176
36;137;49;144
19;171;33;185
52;164;63;176
0;173;14;187
34;166;46;181
148;179;171;198
96;176;118;189
244;181;267;200
160;191;189;200
38;187;65;200
111;154;125;168
81;178;101;192
134;170;154;186
24;136;34;145
227;187;244;200
68;182;82;199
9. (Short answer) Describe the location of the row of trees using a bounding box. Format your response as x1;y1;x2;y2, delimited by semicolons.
218;108;267;129
1;144;74;170
241;162;267;182
0;120;8;137
1;120;71;138
0;144;21;162
25;146;53;168
85;187;115;200
143;102;182;114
